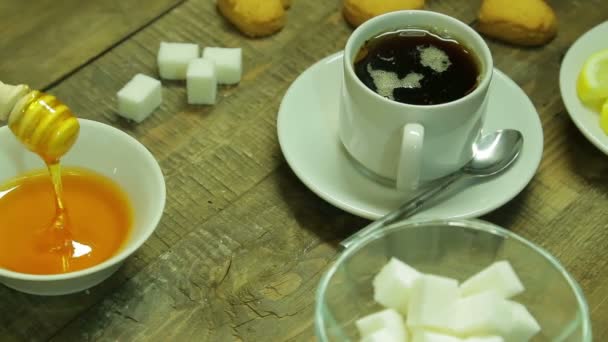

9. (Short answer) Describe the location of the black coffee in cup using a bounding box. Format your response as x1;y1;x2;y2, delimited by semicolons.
354;28;480;105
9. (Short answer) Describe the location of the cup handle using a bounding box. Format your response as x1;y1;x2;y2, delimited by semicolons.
396;123;424;191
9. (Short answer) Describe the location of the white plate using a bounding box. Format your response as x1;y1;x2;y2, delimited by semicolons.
560;21;608;155
277;52;543;220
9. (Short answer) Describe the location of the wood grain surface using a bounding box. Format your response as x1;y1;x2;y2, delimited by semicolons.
1;0;608;341
0;0;184;90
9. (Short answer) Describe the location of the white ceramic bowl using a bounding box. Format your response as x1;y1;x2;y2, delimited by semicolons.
0;119;166;295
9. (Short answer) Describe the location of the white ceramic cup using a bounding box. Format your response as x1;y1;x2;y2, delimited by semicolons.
339;10;493;191
0;119;166;295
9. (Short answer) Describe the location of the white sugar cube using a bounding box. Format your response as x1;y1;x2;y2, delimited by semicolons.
157;42;199;80
373;257;421;314
503;301;540;342
465;337;504;342
412;330;462;342
460;261;524;299
356;309;408;341
116;74;161;123
448;291;512;337
361;328;404;342
187;58;217;105
407;274;459;329
202;47;242;84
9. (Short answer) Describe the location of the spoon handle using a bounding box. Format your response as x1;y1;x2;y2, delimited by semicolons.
340;172;463;250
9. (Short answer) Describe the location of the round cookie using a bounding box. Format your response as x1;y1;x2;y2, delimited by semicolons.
218;0;285;38
343;0;425;28
476;0;558;46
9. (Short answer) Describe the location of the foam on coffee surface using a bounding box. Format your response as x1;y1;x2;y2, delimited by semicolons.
418;45;452;73
367;64;424;100
354;28;479;105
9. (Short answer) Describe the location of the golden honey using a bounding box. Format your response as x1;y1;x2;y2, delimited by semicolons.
0;167;133;275
0;84;133;275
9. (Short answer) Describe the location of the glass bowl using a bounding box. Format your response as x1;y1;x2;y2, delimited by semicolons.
315;219;591;341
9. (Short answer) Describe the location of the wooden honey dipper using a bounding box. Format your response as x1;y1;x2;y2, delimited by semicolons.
0;81;80;164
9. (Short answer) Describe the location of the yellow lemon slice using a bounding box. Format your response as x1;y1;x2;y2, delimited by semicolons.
601;99;608;135
577;48;608;106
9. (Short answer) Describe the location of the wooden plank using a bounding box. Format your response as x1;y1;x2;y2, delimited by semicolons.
2;0;608;341
0;0;184;90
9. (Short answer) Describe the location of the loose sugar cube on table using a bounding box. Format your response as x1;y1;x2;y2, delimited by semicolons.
372;257;421;315
460;261;524;299
116;74;161;123
361;328;404;342
407;274;459;330
448;291;512;337
187;58;217;105
202;47;242;84
157;42;199;80
356;309;408;341
412;330;463;342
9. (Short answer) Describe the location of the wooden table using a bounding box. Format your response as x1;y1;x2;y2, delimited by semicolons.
1;0;607;340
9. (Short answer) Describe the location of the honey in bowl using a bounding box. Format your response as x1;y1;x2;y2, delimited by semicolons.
0;82;134;275
0;167;133;275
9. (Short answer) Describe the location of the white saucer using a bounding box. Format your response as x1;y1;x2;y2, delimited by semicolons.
560;21;608;155
277;52;543;220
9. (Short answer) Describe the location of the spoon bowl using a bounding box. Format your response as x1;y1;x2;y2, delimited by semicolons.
340;129;524;249
467;129;524;176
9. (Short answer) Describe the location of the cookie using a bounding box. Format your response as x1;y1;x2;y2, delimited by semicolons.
218;0;285;38
343;0;425;28
476;0;558;46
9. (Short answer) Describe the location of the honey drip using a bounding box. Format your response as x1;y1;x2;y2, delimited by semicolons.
47;162;73;271
7;90;81;272
0;84;133;274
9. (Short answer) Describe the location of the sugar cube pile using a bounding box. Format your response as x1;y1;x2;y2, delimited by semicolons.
116;74;162;123
157;42;199;80
157;43;242;105
459;261;524;298
185;47;241;104
362;328;404;342
115;42;244;122
411;330;462;342
356;258;540;342
202;47;242;85
187;59;217;105
406;274;459;330
356;309;408;342
372;257;420;315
